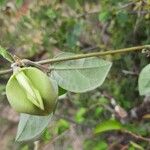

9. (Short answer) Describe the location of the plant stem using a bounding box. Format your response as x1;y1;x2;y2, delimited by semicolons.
36;45;150;64
123;130;150;142
0;68;13;75
34;141;40;150
0;45;149;75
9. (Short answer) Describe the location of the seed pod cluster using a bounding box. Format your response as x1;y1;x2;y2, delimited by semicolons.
6;67;58;116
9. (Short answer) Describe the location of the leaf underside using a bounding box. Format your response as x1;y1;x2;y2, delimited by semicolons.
16;113;52;142
51;52;112;93
138;64;150;95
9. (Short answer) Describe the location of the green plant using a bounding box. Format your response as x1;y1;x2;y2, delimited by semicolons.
0;45;150;142
0;1;150;149
6;67;58;115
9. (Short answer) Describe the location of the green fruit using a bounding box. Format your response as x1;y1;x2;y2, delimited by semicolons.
6;67;58;116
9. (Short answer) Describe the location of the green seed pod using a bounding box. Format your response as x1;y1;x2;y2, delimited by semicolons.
6;67;58;116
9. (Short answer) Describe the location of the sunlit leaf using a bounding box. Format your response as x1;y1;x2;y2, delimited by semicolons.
94;119;123;134
75;107;86;123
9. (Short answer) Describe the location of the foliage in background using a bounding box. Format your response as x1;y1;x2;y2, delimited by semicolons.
0;0;150;149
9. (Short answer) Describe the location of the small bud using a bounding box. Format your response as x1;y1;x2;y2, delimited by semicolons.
6;67;58;116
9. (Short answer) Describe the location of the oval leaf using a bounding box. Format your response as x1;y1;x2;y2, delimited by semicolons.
94;119;123;134
51;52;112;93
138;64;150;95
16;113;53;142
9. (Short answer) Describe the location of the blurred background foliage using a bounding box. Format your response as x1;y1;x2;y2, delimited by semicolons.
0;0;150;149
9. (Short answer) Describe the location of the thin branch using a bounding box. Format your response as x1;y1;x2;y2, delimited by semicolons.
77;11;100;18
37;45;150;65
0;68;13;75
0;45;150;75
123;130;150;142
122;70;139;76
23;59;49;71
118;1;136;10
48;130;69;145
77;0;144;18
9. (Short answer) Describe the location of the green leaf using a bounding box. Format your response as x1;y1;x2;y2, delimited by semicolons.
46;9;57;19
51;52;112;93
41;128;52;142
75;107;86;123
94;119;123;134
0;0;5;6
16;113;53;142
0;46;14;63
55;119;70;135
98;11;111;22
58;86;67;96
93;141;108;150
138;64;150;95
20;145;29;150
15;71;44;110
116;11;128;27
